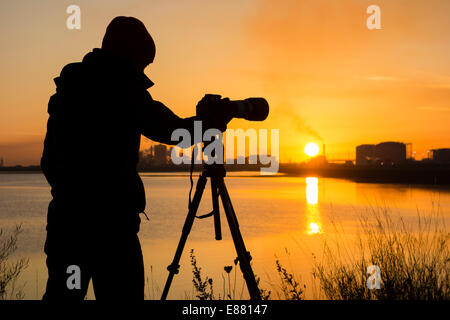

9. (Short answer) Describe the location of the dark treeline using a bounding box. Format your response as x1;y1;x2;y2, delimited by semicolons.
2;163;450;185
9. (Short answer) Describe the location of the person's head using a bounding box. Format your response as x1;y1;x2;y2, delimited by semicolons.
102;16;156;71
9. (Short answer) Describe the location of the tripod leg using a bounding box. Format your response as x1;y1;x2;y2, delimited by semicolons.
161;173;208;300
211;178;222;240
215;176;262;300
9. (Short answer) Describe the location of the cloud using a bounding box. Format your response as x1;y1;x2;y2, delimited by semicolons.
365;76;400;82
417;106;450;112
424;84;450;89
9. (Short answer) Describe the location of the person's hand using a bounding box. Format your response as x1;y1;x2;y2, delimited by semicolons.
196;94;233;132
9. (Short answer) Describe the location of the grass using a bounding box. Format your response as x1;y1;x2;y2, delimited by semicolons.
144;265;161;300
0;225;28;300
190;249;215;300
189;205;449;300
2;207;447;300
189;248;304;300
275;259;305;300
312;206;449;300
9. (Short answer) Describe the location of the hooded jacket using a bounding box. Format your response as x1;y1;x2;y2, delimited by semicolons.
41;48;195;232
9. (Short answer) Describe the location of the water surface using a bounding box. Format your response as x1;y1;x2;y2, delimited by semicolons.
0;173;448;299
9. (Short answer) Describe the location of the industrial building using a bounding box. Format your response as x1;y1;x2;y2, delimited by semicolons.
356;144;375;166
430;148;450;164
138;144;173;168
153;144;169;165
356;142;407;166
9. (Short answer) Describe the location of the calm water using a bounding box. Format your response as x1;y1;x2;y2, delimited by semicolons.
0;173;449;299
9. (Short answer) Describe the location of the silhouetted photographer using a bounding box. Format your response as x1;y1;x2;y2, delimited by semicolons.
41;16;268;301
41;16;211;301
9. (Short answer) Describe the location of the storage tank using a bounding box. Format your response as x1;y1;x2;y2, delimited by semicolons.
356;144;375;166
374;142;406;165
431;148;450;163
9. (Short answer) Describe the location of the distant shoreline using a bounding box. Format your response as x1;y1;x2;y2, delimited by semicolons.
1;163;450;186
279;163;450;186
0;166;41;173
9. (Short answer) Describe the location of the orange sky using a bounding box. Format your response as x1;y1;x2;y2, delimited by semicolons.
1;0;449;165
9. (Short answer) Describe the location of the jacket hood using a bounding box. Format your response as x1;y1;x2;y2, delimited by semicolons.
54;48;153;90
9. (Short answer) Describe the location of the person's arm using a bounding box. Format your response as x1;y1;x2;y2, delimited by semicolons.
137;92;197;146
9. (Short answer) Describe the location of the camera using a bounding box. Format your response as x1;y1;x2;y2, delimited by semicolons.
196;94;269;129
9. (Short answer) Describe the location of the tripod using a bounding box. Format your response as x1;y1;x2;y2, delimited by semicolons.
161;163;261;300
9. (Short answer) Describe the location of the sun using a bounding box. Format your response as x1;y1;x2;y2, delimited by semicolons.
304;142;320;157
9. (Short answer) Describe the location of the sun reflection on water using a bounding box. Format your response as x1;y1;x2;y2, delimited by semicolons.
306;177;318;205
305;177;322;235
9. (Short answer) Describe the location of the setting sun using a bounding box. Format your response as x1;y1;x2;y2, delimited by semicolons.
304;143;320;157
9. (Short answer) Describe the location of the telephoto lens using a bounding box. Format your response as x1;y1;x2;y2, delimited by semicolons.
228;97;269;121
196;94;269;124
